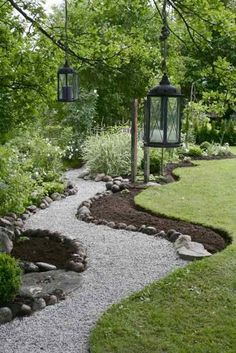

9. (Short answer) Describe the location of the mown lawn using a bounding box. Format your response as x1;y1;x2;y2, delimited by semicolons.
90;155;236;353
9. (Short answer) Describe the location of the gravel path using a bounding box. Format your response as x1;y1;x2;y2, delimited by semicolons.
0;168;187;353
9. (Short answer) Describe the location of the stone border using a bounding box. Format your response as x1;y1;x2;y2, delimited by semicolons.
0;180;78;240
21;229;87;274
76;187;212;262
0;181;83;325
0;229;87;325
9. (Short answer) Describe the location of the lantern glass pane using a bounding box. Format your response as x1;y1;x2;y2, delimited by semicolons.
149;97;163;144
167;97;179;143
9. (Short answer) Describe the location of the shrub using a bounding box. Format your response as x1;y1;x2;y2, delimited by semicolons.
141;149;161;174
200;141;212;151
83;129;142;176
0;145;35;215
204;143;232;157
0;128;64;215
186;145;203;157
0;253;21;304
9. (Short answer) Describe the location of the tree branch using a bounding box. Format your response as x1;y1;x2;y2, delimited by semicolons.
7;0;96;65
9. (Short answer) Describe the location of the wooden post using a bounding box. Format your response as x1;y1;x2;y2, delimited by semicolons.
144;146;150;183
131;99;138;184
143;99;150;183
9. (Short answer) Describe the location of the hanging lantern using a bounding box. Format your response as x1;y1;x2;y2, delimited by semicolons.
57;60;79;102
144;73;183;148
57;0;79;102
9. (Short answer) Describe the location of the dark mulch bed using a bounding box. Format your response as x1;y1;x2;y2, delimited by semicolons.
90;188;229;253
12;237;72;269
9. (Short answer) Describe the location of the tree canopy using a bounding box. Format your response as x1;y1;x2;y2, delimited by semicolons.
0;0;235;135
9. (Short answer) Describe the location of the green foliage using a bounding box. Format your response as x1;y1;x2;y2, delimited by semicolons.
141;149;161;174
195;119;236;145
0;253;21;304
0;145;35;215
200;141;211;150
203;142;232;157
83;128;142;176
0;129;64;215
187;145;203;157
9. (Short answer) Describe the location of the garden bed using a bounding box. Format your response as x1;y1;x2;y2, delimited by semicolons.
89;188;228;253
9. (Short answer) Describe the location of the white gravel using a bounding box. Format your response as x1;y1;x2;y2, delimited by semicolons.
0;168;187;353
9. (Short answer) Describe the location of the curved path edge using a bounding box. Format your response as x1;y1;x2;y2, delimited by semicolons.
0;168;187;353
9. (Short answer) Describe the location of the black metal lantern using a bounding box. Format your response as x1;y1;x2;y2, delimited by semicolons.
57;0;79;102
144;73;182;148
57;60;79;102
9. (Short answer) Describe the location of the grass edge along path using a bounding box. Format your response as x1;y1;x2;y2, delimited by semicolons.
90;158;236;353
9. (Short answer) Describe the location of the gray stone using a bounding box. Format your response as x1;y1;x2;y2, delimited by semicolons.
174;234;211;260
116;223;127;229
106;181;113;190
167;229;177;238
83;175;91;180
7;213;17;220
14;219;24;228
39;203;47;209
122;179;130;184
174;234;192;250
169;231;182;242
143;226;157;235
47;295;58;306
0;226;14;240
21;213;30;221
45;196;53;204
27;205;37;213
66;261;84;273
113;176;123;182
111;184;120;193
177;242;212;261
20;261;39;273
95;173;105;182
36;262;57;271
78;206;91;217
0;218;12;228
18;286;43;298
0;307;13;324
102;175;113;182
139;225;147;232
14;228;22;237
0;230;13;253
155;230;166;238
126;225;138;232
20;304;32;316
114;180;121;186
50;193;61;201
107;221;116;228
4;216;15;223
33;298;46;311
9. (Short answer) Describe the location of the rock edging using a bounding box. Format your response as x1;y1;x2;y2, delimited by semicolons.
76;187;212;262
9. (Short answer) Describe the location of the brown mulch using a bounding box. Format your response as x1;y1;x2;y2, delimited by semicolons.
90;188;230;254
12;237;73;269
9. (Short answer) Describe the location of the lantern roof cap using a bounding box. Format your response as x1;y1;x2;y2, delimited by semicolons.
58;60;76;74
148;73;182;97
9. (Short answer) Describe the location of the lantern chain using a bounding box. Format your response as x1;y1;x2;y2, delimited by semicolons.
65;0;68;65
159;0;170;74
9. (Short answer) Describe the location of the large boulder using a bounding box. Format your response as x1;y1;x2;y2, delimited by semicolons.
175;234;212;261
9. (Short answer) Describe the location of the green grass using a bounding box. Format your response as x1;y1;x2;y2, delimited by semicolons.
90;156;236;353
